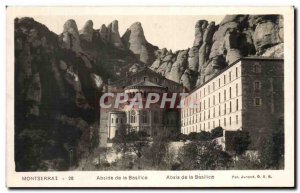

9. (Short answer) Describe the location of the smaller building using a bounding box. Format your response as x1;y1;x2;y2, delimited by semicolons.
100;67;185;144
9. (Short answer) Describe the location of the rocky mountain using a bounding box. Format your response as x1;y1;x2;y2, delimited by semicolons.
150;15;284;90
14;15;283;171
122;22;158;64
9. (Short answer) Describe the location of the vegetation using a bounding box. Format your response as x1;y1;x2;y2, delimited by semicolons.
177;140;232;170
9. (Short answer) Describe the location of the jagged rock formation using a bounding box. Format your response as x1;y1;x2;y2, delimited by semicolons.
61;19;82;52
150;15;284;90
79;20;94;42
122;22;158;64
14;15;283;170
106;20;124;48
15;17;101;171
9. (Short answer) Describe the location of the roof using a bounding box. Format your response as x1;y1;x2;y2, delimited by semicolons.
110;67;182;87
125;80;165;89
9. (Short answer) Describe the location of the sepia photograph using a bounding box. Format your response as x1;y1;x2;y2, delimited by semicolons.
6;6;295;188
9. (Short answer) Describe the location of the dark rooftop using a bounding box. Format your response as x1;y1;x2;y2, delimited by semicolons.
125;80;165;89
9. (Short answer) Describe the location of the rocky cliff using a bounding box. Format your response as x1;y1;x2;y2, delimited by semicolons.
14;15;283;171
150;15;283;90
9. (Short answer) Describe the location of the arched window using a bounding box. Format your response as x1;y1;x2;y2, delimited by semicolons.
142;111;148;123
253;64;261;73
111;117;114;123
130;111;136;123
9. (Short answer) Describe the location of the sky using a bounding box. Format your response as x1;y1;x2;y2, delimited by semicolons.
11;7;224;50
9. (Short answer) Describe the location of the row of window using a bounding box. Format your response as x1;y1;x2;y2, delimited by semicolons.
111;117;124;124
183;80;262;118
182;115;239;134
182;98;239;126
183;85;240;118
184;82;239;113
184;63;262;103
188;67;240;101
130;111;160;124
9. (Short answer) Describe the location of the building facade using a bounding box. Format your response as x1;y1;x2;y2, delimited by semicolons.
100;67;185;143
181;57;284;150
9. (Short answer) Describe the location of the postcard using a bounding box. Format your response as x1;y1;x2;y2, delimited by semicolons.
6;6;295;188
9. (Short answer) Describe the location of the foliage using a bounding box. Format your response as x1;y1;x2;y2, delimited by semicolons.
210;127;224;139
232;154;262;170
259;129;284;169
141;131;169;168
112;127;150;159
177;140;232;170
232;130;251;156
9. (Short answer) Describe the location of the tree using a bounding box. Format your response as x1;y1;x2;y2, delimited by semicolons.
177;140;232;170
196;131;211;141
211;127;224;139
142;131;169;168
259;129;284;169
232;130;251;156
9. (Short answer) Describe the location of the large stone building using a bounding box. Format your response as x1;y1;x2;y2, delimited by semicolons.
99;67;185;145
181;57;284;150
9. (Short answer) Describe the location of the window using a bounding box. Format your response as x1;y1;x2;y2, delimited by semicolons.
154;111;159;123
219;78;220;87
254;81;261;90
236;99;239;111
236;115;238;124
204;87;206;96
213;95;215;105
224;75;226;85
213;82;215;91
224;118;226;126
224;90;226;101
116;118;118;124
208;122;210;130
229;87;232;98
230;101;232;113
204;100;206;109
219;119;221;126
155;77;158;83
253;64;261;73
236;67;238;78
208;85;210;93
255;98;262;106
209;98;210;108
224;103;226;115
236;83;238;96
200;113;201;121
208;109;210;119
213;121;215;128
219;105;221;116
229;117;232;125
133;78;137;83
121;118;123;124
213;108;215;118
204;111;206;120
131;111;136;123
219;92;221;103
111;118;114;123
143;76;148;81
229;71;232;81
